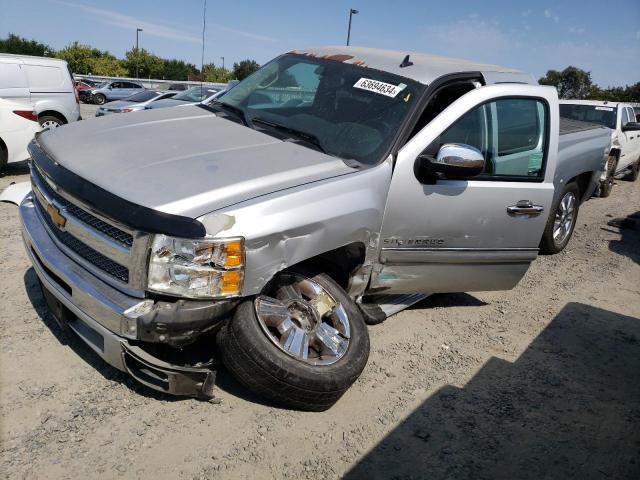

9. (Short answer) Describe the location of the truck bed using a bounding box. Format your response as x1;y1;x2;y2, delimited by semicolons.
559;117;607;135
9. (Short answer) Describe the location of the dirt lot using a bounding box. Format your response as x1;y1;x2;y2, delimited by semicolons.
1;109;639;479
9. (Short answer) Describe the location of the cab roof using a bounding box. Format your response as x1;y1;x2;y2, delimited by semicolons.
559;99;631;108
290;46;535;86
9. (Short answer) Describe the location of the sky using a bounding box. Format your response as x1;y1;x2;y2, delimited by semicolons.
1;0;639;87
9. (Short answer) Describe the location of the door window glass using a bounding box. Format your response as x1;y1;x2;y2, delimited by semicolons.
427;97;547;179
620;107;630;127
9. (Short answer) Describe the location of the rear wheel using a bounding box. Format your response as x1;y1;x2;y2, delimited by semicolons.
39;115;63;129
599;155;617;197
540;182;580;254
623;158;640;182
218;265;370;411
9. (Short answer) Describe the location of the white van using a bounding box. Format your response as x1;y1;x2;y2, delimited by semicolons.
0;54;81;128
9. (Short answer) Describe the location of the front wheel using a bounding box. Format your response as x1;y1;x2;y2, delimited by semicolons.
94;93;106;105
218;266;370;411
540;183;580;254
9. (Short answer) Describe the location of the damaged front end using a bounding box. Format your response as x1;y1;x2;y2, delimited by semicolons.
21;190;236;399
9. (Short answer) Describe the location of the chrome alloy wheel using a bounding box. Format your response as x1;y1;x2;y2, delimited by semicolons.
255;273;351;366
553;191;576;244
40;119;61;129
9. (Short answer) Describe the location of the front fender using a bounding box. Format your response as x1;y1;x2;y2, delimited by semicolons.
199;161;392;296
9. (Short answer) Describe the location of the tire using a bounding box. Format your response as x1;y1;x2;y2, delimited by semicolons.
599;155;617;198
94;93;106;105
218;265;370;411
540;182;580;254
39;115;63;129
0;141;7;173
623;158;640;182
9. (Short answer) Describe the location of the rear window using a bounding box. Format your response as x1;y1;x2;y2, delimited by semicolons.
560;104;616;129
24;64;66;89
0;62;28;88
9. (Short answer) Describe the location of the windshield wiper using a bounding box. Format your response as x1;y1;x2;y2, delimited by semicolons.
208;100;248;126
252;117;327;154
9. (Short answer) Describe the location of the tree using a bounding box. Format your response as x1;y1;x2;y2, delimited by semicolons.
123;48;165;79
163;58;198;81
56;42;102;74
232;59;260;81
89;55;128;77
0;33;53;56
200;63;232;83
539;66;593;99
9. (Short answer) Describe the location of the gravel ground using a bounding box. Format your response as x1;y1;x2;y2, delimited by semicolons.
1;108;639;479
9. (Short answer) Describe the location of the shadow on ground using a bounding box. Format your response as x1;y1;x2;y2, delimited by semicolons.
608;211;640;265
345;303;640;480
409;292;488;310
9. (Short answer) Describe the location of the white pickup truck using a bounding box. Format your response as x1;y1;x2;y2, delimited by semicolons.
19;47;611;410
560;100;640;196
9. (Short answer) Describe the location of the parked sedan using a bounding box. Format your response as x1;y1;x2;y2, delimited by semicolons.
95;91;177;116
145;85;221;110
0;99;41;172
89;80;145;105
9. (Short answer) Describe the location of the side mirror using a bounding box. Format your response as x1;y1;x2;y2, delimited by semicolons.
622;122;640;132
414;143;485;183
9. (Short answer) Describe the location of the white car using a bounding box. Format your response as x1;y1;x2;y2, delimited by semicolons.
560;100;640;196
0;54;81;129
0;99;41;171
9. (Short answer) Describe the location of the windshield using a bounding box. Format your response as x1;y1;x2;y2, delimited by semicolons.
124;91;161;103
219;54;424;164
560;104;617;129
173;86;219;102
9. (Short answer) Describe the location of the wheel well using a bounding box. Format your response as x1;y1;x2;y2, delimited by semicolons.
293;242;367;289
569;171;595;203
0;137;7;163
38;110;67;124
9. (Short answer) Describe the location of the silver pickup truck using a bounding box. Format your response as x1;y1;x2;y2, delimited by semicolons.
20;46;610;411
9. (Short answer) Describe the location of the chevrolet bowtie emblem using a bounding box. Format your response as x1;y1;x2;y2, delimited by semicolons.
46;202;67;229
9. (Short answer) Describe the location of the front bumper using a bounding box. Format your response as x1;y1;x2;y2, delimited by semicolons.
20;195;221;398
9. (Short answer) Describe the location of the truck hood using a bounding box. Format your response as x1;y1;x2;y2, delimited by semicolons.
38;106;355;218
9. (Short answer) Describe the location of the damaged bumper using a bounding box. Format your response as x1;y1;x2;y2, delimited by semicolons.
20;195;230;399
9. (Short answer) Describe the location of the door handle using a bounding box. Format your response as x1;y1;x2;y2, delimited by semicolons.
507;200;544;216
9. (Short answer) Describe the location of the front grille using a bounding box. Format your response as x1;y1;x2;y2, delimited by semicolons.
32;167;134;248
35;200;130;283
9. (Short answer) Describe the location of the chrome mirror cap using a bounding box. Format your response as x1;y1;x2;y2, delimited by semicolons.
435;143;485;171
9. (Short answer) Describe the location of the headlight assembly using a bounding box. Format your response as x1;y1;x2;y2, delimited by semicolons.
147;235;244;298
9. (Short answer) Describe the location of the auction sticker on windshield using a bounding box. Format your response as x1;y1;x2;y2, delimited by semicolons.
354;78;406;98
595;106;614;111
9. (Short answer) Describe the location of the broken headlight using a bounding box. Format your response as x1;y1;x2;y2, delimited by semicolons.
147;235;244;298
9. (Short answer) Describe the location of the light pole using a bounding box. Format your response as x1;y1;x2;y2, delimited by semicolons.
346;8;358;46
221;56;225;71
136;28;143;79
